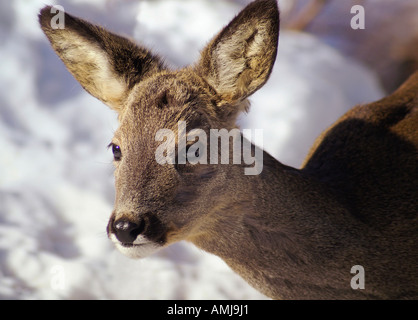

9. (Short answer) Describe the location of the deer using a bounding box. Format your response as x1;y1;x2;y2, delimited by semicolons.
39;0;418;299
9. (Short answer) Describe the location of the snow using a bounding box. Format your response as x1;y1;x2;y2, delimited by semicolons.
0;0;384;299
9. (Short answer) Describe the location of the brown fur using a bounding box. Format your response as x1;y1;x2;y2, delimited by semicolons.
39;0;417;299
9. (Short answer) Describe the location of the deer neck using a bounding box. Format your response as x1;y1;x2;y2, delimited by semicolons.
188;151;366;299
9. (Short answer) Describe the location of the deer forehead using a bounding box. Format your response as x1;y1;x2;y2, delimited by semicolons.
114;71;217;143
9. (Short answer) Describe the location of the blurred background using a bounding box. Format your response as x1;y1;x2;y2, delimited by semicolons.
0;0;416;299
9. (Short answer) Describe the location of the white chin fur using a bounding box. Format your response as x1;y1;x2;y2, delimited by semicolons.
110;234;161;259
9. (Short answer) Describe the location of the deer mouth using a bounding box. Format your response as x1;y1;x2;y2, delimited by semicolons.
119;242;145;248
110;233;163;259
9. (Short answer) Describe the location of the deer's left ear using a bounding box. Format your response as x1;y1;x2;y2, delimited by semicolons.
39;6;165;113
195;0;279;104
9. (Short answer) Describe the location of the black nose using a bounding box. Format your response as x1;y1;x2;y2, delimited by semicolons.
112;218;145;244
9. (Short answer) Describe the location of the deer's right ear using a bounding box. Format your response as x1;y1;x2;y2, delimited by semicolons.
39;6;165;113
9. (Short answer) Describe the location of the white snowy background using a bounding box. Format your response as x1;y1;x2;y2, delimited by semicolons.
0;0;388;299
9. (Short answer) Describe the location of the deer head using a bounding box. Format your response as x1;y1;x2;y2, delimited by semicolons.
39;0;279;258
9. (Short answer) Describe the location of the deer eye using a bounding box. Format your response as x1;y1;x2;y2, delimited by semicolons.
109;143;122;161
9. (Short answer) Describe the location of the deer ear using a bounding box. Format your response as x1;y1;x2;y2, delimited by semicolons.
196;0;279;103
39;6;165;113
